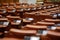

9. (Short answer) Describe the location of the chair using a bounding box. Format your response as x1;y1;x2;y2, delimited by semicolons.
7;6;16;16
9;3;16;7
15;6;24;12
15;6;24;17
23;18;34;26
16;2;21;6
47;31;60;40
10;28;37;39
0;18;9;38
7;16;22;29
2;3;9;8
0;8;7;17
56;27;60;32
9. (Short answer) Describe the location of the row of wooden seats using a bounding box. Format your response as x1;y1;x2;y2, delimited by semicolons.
0;3;37;39
0;4;58;18
22;4;60;40
0;16;23;38
0;3;60;40
23;18;60;28
0;3;59;11
8;18;60;40
0;3;59;18
0;15;35;38
1;30;60;40
23;6;60;22
0;16;22;26
1;3;58;8
9;27;60;40
0;3;59;17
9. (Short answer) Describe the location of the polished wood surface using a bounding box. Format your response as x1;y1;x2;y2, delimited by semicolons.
0;3;60;40
10;28;37;35
24;25;47;30
36;21;55;25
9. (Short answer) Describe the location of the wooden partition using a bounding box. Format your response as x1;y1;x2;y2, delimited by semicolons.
0;0;19;3
44;0;60;4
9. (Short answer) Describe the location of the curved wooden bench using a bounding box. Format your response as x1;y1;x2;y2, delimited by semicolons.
24;25;47;30
48;31;60;36
0;8;6;16
7;16;22;25
56;27;60;30
55;27;60;32
10;28;37;35
7;6;16;16
7;6;16;13
36;21;55;26
0;18;9;28
2;3;9;8
9;3;16;6
0;18;9;38
15;6;24;12
44;19;60;23
47;31;60;40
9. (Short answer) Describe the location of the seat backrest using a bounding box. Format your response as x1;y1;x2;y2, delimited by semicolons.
7;6;16;13
0;8;6;14
2;3;9;7
9;3;16;7
0;18;9;28
7;16;22;25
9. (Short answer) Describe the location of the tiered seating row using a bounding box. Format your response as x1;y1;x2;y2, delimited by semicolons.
0;3;60;40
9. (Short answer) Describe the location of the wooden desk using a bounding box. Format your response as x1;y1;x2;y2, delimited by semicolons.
16;2;21;5
56;27;60;30
7;16;22;22
0;9;6;14
15;6;24;12
23;19;33;26
7;7;16;13
24;12;52;22
36;21;55;26
2;3;9;8
2;3;9;6
0;18;8;20
24;25;47;30
44;19;60;23
7;16;22;26
56;27;60;31
7;16;21;19
48;31;60;37
0;18;9;28
10;29;36;35
9;3;16;6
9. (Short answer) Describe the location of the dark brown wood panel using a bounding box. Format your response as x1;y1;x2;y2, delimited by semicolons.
0;0;19;3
